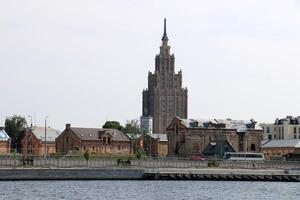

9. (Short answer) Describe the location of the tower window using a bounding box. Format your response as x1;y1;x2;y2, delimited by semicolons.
175;125;179;134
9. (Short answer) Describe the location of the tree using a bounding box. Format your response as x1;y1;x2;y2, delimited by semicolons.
124;123;140;134
5;115;27;152
84;149;90;167
124;119;141;134
102;121;124;130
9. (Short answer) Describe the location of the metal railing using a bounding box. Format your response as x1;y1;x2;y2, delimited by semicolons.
0;156;300;170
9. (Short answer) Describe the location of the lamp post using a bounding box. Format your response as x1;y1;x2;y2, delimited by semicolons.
28;115;33;128
44;116;48;157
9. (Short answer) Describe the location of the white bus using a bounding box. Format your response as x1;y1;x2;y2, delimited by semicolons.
224;152;264;161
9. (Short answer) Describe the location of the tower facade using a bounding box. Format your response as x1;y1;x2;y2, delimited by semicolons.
142;19;188;133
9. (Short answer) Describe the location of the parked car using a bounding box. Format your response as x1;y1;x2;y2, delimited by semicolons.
189;155;205;161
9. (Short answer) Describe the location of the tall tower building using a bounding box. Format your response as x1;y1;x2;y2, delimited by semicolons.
142;19;188;133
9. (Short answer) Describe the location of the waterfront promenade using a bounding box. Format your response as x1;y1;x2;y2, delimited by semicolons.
0;157;299;181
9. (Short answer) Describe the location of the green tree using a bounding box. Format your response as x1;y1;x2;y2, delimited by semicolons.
123;119;141;134
5;115;27;152
124;123;140;134
102;121;124;131
84;149;90;161
84;149;90;167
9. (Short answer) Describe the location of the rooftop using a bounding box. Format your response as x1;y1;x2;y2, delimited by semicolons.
126;133;167;142
260;116;300;125
261;139;300;148
29;126;60;142
0;128;10;141
178;117;260;132
68;127;130;142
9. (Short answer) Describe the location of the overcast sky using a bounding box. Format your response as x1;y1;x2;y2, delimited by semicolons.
1;0;300;130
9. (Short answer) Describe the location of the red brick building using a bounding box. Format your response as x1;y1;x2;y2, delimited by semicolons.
56;124;132;155
136;134;168;157
167;117;262;157
21;126;60;156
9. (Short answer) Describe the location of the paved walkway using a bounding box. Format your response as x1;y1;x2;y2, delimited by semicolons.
145;168;286;175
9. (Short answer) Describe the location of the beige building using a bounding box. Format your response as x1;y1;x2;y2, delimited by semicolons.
167;117;262;157
260;116;300;140
261;139;300;157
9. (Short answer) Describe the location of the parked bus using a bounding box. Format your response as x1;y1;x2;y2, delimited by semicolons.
224;152;264;161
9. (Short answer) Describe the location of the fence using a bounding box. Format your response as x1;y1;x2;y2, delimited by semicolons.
0;156;300;170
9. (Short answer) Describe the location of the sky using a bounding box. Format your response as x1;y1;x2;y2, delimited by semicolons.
1;0;300;130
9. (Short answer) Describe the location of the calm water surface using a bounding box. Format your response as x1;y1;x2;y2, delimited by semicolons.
0;181;299;200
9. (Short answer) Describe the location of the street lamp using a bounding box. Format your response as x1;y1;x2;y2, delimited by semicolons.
44;116;48;157
28;115;33;128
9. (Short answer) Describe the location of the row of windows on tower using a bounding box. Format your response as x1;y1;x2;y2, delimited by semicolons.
264;126;300;134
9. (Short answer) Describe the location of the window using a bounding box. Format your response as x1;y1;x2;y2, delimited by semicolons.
239;134;244;142
175;125;179;134
266;127;270;133
294;134;297;139
294;127;297;134
268;135;272;140
250;144;256;151
118;145;121;150
83;146;86;150
103;137;106;144
107;137;111;144
92;146;95;151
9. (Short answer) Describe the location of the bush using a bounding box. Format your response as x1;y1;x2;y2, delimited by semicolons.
208;160;219;167
136;149;147;160
84;149;90;161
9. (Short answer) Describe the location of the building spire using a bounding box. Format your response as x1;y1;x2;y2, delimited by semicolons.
162;18;168;44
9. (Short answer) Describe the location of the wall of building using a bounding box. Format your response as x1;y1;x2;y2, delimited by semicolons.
0;141;10;154
261;117;300;140
262;147;298;157
55;130;81;155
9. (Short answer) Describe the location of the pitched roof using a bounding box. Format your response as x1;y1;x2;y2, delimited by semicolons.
127;133;168;142
261;139;300;148
29;126;60;142
178;117;261;132
150;133;168;142
0;128;10;141
70;127;130;142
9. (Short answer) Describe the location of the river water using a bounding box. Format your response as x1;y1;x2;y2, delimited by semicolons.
0;181;299;200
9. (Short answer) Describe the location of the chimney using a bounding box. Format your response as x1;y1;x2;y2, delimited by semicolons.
66;124;71;130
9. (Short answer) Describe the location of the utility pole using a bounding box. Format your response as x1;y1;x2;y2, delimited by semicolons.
44;116;48;157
